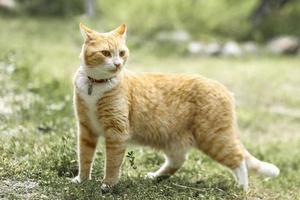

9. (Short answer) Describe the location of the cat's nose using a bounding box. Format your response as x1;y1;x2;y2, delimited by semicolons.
114;63;121;68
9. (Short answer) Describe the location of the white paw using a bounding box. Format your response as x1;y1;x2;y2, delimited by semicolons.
71;176;82;184
101;183;112;192
237;182;249;192
71;176;90;184
145;172;158;179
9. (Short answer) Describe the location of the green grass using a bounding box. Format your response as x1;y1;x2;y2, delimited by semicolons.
1;17;300;200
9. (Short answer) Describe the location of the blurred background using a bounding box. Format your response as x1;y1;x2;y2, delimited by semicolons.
0;0;300;77
0;0;300;199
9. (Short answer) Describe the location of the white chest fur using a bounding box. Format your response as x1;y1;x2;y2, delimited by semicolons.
75;68;119;135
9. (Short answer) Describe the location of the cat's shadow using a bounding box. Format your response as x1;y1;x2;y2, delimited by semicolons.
109;175;242;198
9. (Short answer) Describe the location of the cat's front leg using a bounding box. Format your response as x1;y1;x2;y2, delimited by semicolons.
101;138;126;192
72;122;98;183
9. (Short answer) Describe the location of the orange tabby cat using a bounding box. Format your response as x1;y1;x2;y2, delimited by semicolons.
72;23;279;192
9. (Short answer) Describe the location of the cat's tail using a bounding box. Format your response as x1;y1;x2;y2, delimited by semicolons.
244;150;280;177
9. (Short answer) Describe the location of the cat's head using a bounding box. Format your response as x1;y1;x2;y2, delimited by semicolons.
79;23;129;79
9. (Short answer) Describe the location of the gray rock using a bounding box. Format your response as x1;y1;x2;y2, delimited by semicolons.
0;179;39;199
242;41;258;54
222;41;242;56
205;42;222;56
187;41;205;55
267;36;300;55
0;0;15;9
156;30;191;43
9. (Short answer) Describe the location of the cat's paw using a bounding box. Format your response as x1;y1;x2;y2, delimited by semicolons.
145;172;157;179
71;176;90;184
101;183;113;193
71;176;82;183
145;172;170;182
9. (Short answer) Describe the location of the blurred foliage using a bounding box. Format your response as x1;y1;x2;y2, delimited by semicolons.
96;0;256;41
253;1;300;41
4;0;300;41
96;0;300;41
15;0;84;16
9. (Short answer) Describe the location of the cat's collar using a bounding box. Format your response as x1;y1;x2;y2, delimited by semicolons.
87;76;114;84
87;76;115;95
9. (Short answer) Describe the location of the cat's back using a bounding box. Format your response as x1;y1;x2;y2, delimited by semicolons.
125;71;233;105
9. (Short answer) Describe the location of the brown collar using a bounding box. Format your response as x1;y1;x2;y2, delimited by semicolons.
87;76;115;95
87;76;114;84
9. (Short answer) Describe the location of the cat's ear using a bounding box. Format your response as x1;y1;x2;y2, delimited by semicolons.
79;22;96;41
112;24;127;38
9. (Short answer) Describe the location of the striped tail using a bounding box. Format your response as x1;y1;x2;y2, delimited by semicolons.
244;150;280;177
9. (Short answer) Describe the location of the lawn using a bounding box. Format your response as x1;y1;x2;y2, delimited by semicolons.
0;17;300;200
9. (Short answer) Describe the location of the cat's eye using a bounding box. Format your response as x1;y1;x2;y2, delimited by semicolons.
119;50;126;57
101;50;111;57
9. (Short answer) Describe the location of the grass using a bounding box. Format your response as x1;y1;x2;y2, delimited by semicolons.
1;17;300;200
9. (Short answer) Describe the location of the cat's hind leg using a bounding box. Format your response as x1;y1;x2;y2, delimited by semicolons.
232;159;249;191
195;126;249;190
146;148;187;179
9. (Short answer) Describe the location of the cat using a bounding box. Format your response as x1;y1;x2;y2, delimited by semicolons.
72;23;279;192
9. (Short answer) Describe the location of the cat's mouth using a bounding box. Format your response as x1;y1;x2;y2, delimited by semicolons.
109;68;119;73
109;66;121;73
